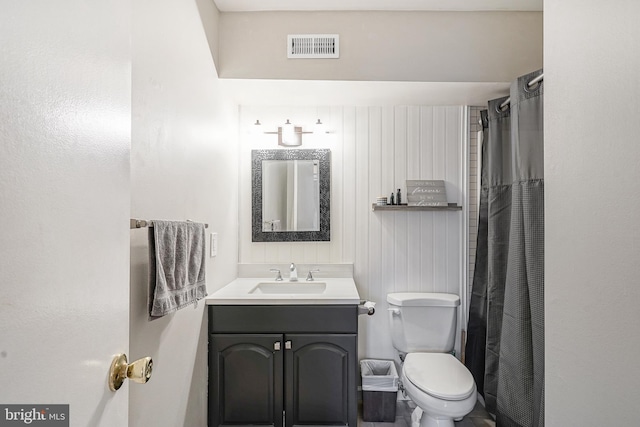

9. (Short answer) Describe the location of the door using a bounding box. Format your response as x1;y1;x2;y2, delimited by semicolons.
0;1;131;424
285;334;357;427
210;334;284;427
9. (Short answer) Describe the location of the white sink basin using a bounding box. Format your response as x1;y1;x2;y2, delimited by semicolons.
250;281;327;295
206;275;360;305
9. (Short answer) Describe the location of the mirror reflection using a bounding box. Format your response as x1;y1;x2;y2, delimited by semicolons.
252;149;330;242
262;160;319;232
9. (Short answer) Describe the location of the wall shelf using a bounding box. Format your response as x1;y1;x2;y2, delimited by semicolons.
371;203;462;212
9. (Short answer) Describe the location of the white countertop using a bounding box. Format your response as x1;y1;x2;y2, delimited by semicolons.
205;277;361;305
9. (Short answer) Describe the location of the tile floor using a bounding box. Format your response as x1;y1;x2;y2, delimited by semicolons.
358;399;495;427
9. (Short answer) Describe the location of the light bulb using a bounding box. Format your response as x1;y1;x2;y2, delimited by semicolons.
282;120;296;145
314;119;325;134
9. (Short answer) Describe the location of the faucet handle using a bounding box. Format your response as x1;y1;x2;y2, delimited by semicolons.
306;269;320;281
269;268;283;281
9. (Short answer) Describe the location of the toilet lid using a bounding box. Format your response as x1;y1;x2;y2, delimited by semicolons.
403;353;475;401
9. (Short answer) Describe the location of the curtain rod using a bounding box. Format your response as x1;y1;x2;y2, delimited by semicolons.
499;73;544;110
130;219;209;229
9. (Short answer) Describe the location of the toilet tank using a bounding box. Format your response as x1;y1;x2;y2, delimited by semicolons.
387;292;460;353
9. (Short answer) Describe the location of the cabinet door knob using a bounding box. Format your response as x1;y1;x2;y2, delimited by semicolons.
285;340;292;350
274;342;281;351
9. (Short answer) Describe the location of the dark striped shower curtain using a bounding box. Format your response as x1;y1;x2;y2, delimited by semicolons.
465;69;544;427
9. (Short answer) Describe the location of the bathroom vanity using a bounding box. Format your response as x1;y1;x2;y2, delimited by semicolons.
206;276;360;427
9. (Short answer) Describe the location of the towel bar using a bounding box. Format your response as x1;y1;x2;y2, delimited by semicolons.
130;219;208;229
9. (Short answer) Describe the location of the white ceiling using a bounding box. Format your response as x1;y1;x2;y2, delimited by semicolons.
213;0;542;12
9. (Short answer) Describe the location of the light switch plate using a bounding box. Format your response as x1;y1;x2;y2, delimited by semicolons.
210;232;218;257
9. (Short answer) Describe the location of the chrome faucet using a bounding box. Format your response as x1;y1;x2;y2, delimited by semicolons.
269;268;283;281
306;269;320;281
289;263;298;282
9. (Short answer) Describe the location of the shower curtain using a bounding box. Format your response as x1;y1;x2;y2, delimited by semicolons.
465;69;544;427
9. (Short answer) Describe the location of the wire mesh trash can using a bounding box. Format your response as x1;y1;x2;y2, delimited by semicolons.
360;359;399;422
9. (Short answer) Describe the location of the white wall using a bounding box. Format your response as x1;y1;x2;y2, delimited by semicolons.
219;11;542;82
129;0;237;426
195;0;222;74
222;79;510;107
0;0;131;425
545;1;640;425
239;105;466;360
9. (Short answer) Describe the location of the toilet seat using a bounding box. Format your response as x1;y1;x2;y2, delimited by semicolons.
403;353;475;401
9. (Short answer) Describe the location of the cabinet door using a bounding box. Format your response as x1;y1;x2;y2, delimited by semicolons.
285;334;357;427
210;334;284;427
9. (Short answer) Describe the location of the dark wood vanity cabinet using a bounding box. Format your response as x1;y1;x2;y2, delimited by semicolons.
208;305;358;427
210;333;283;426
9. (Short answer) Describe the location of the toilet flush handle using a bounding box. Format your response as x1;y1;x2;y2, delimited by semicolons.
388;308;401;316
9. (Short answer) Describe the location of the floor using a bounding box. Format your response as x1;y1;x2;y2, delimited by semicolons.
358;399;495;427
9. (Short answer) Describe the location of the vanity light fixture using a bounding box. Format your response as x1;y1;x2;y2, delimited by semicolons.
264;119;313;147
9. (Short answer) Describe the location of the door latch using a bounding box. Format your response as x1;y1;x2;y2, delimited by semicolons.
108;354;153;392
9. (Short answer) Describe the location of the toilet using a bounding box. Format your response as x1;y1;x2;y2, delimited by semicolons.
387;292;477;427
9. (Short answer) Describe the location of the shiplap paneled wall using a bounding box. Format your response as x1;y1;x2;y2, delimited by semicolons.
468;107;483;299
239;105;467;360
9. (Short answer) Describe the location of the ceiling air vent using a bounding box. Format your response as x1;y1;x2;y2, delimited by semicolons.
287;34;339;59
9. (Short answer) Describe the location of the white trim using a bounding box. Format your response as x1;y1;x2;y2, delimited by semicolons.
214;0;542;12
461;106;470;338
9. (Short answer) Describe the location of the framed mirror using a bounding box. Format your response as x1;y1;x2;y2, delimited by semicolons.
252;149;330;242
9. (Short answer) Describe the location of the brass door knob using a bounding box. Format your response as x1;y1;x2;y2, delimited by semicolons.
108;354;153;391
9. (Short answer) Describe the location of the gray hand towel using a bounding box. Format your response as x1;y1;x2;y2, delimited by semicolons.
148;220;207;319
